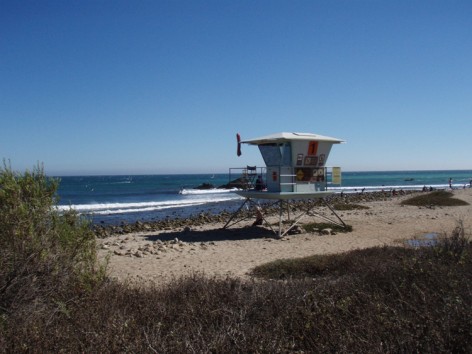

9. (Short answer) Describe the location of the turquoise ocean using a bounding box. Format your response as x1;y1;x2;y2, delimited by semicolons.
56;170;472;225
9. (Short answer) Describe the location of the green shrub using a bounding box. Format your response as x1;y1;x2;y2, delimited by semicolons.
0;162;104;329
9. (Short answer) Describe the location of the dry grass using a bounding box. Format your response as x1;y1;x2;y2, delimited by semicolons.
401;190;469;207
2;226;471;352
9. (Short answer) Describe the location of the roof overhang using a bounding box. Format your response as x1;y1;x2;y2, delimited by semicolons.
242;132;345;145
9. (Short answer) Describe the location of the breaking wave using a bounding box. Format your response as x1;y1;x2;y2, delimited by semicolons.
57;194;242;216
179;188;240;195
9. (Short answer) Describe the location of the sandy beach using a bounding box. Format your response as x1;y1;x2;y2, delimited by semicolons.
97;189;472;286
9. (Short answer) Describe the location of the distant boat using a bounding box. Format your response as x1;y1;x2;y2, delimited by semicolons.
210;174;215;179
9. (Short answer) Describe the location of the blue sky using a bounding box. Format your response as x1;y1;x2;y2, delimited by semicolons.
1;0;471;175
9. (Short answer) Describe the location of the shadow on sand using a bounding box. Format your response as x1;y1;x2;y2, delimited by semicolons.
144;225;277;243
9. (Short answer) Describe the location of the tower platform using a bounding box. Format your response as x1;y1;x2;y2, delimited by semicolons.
223;190;346;237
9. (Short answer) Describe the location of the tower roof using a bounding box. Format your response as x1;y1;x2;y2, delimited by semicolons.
242;132;345;145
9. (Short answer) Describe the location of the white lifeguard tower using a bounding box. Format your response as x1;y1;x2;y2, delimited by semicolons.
224;132;346;237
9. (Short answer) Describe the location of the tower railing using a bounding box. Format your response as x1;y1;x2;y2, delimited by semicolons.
228;167;267;190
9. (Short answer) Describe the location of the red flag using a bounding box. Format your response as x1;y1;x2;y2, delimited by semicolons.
236;133;242;156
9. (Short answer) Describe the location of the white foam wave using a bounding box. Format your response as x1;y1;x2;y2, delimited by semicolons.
74;202;207;215
179;188;240;195
57;194;242;215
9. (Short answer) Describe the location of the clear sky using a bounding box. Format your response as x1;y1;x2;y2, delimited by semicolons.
1;0;471;175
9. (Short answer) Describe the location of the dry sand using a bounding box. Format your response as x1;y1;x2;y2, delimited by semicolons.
97;189;472;286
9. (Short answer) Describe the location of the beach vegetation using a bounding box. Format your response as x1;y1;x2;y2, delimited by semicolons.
2;223;469;352
0;163;106;349
401;190;469;207
1;163;471;352
251;245;410;280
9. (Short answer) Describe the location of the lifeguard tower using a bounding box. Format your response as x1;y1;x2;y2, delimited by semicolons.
224;132;346;237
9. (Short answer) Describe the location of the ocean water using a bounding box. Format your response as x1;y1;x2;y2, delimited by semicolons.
55;170;472;225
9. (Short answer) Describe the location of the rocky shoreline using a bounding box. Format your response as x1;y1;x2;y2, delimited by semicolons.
93;190;418;238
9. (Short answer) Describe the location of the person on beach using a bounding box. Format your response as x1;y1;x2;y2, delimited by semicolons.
252;206;263;226
449;178;453;189
255;175;265;191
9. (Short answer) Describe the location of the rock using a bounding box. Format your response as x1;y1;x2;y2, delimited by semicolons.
114;250;125;256
288;225;303;235
218;177;252;190
321;228;332;235
194;182;214;190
